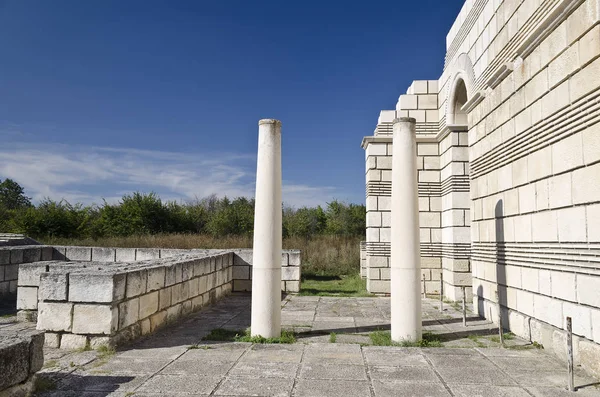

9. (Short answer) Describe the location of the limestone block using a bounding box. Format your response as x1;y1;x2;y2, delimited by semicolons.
517;184;535;214
37;302;73;332
126;270;147;298
282;266;300;281
579;25;600;67
376;156;392;169
145;267;165;292
577;274;600;307
516;289;534;316
503;189;519;216
41;247;53;261
118;298;139;329
593;309;600;344
573;162;600;204
580;339;600;379
69;273;126;303
567;0;600;44
505;265;522;289
182;299;193;315
379;268;391;280
0;338;31;389
150;310;167;332
136;248;159;260
548;44;578;88
367;169;381;182
366;143;387;157
22;248;41;263
39;273;68;301
539;270;552;296
418;95;438;109
115;248;136;262
570;56;600;101
91;247;116;262
412;80;428;94
44;332;61;348
419;213;441;228
408;110;425;123
288;251;301;267
72;304;116;335
166;303;182;323
366;156;376;170
527;146;552;182
16;286;38;310
419;170;440;183
531;211;558;242
399;94;418;110
51;247;67;260
552;134;584;175
66;247;92;261
139;291;159;320
563;302;592;339
198;275;208;293
379;228;391;242
533;294;563;328
366;228;379;242
535;180;549;211
0;250;9;266
234;279;252;292
557;206;586;242
285;280;300;292
181;262;194;281
232;265;250;280
158;288;171;311
4;264;18;281
165;263;183;286
367;280;390;294
417;143;438;156
551;271;576;302
582;123;600;165
10;249;23;265
60;334;88;350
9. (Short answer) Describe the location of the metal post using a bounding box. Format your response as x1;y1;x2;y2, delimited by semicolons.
439;273;444;313
567;316;575;392
462;287;467;327
495;291;504;346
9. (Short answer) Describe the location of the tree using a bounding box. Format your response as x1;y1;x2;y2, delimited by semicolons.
0;179;32;210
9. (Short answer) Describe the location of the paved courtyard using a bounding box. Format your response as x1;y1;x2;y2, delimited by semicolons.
5;294;599;396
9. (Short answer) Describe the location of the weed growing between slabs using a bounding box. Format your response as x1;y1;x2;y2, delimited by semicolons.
369;331;442;347
202;328;297;344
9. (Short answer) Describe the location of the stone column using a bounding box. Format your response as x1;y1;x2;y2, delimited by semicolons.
390;117;422;343
251;119;282;338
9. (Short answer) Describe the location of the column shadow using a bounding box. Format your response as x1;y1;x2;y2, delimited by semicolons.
495;199;509;331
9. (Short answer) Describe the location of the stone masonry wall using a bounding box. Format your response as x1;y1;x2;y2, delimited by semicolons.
19;252;234;349
0;328;44;396
0;246;54;299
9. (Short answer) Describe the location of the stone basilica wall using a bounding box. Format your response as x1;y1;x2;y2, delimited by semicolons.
363;0;600;376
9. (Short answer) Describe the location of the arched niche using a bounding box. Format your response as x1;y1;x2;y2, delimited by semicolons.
445;53;476;129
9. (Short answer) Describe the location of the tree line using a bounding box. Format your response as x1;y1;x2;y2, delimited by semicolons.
0;178;365;240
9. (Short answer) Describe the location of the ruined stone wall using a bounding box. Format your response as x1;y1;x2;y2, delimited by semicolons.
0;246;54;299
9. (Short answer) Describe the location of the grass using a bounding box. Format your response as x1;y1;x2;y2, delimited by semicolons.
202;328;296;344
329;332;337;343
42;234;362;277
300;273;373;297
369;331;442;347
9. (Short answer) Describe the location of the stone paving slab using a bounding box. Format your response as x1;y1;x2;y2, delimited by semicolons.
14;294;598;396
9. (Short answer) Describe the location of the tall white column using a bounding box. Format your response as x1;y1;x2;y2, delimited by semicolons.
391;117;422;343
251;119;282;338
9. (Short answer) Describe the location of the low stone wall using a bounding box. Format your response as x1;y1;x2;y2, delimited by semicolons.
19;252;234;349
0;328;44;396
0;246;54;299
231;249;301;293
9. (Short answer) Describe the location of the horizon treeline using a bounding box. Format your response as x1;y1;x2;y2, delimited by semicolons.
0;178;365;240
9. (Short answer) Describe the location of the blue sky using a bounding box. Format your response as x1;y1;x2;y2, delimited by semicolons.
0;0;464;208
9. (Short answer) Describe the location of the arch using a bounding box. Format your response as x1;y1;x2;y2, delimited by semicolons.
445;53;476;127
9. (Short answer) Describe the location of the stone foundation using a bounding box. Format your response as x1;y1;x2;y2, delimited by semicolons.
0;328;44;396
14;245;301;349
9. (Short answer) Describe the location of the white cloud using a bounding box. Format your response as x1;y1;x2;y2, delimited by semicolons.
0;142;340;208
